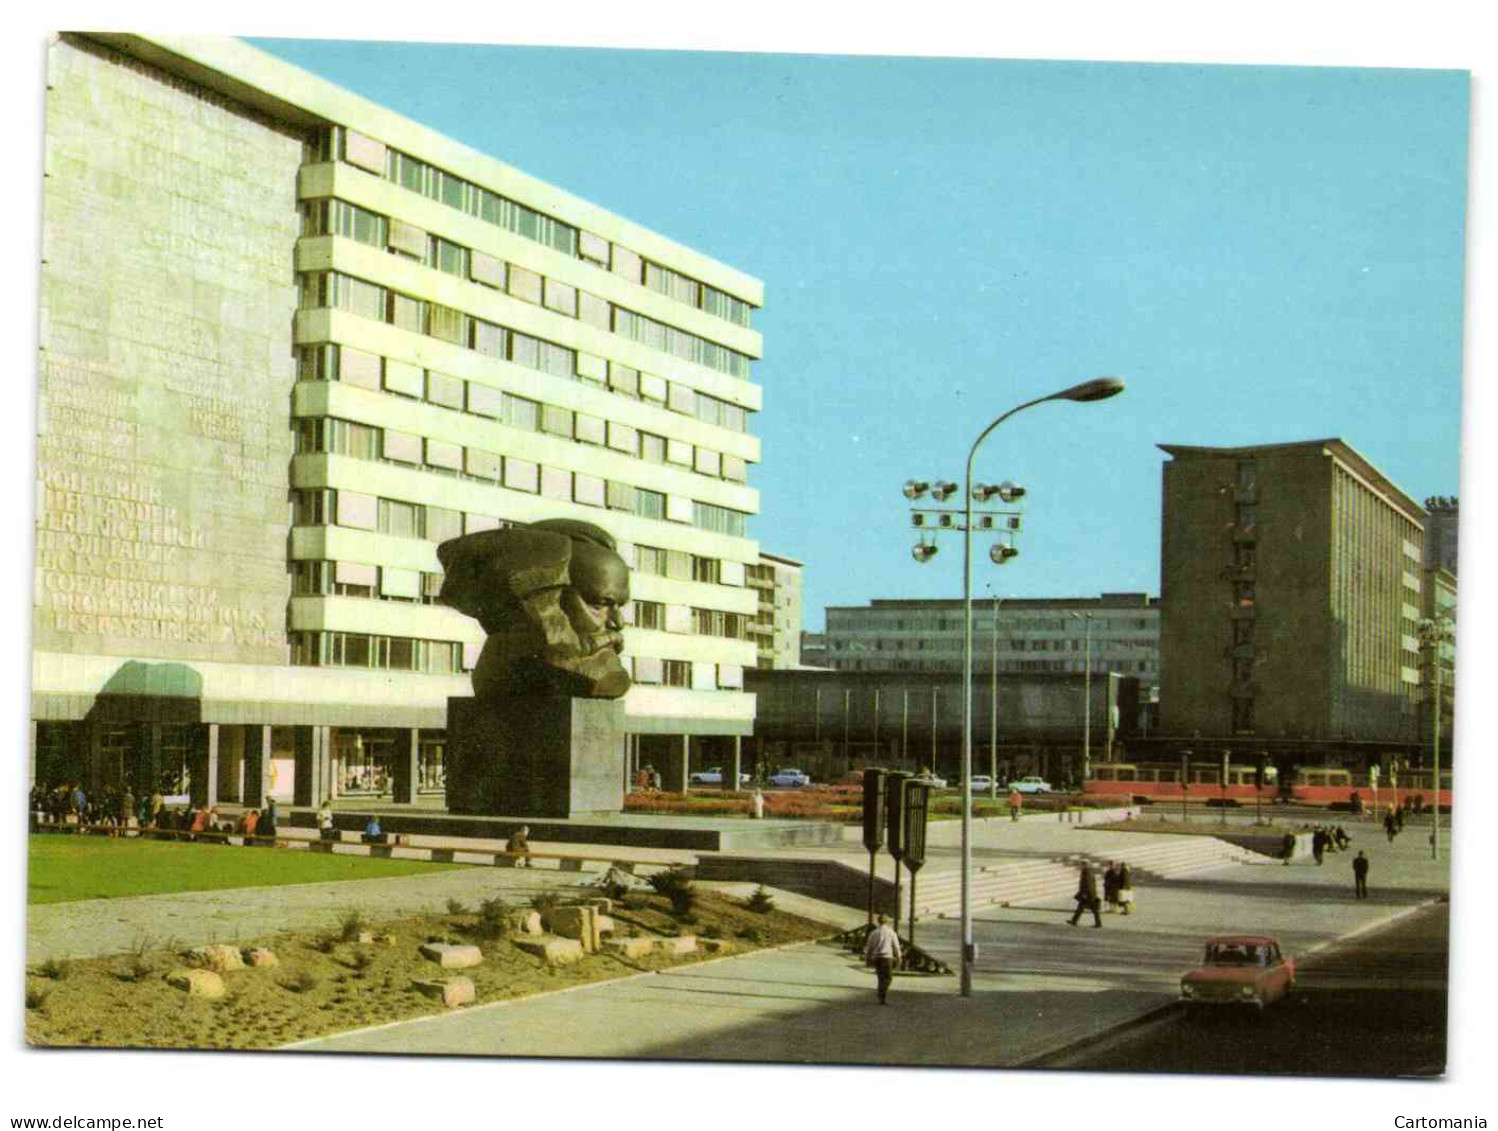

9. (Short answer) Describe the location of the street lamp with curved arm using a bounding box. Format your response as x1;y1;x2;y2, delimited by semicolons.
957;375;1124;998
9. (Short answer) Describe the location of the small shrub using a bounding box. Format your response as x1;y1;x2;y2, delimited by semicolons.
736;926;765;945
700;923;722;940
621;895;647;912
38;958;70;981
25;985;51;1012
475;896;511;940
677;912;698;926
349;949;374;972
648;867;697;916
530;892;562;915
338;910;367;942
745;885;776;914
445;898;469;916
281;970;319;994
311;937;337;954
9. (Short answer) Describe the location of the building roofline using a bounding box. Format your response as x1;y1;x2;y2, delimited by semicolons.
73;33;765;305
759;551;804;567
1157;438;1427;524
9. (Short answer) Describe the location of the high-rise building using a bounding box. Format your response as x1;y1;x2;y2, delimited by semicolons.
33;34;763;804
1423;496;1459;575
1158;439;1432;757
822;594;1160;691
746;552;804;669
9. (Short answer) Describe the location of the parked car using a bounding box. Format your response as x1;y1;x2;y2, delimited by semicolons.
912;773;948;789
688;767;750;786
1007;776;1053;794
967;775;996;792
768;768;812;788
1180;935;1296;1013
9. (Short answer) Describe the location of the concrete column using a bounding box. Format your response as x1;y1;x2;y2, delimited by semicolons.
205;724;220;807
394;728;419;805
316;726;332;804
680;734;690;791
730;735;743;793
243;726;270;808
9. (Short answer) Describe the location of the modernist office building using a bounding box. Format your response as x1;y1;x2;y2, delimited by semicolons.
747;552;805;670
34;34;764;806
822;595;1161;693
1157;439;1449;766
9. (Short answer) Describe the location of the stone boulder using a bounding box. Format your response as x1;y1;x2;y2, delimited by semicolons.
420;942;483;969
509;910;543;936
188;944;244;973
602;937;654;960
513;935;584;965
581;897;614;914
544;906;601;952
701;938;735;955
413;977;476;1008
166;968;225;998
244;948;279;968
656;935;697;955
595;915;616;935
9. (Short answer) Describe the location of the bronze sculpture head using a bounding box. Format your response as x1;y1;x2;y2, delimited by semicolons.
437;519;631;700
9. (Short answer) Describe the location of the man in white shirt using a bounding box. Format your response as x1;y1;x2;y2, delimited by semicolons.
864;914;903;1005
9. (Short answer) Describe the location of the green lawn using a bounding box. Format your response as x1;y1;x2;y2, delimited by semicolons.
27;835;467;905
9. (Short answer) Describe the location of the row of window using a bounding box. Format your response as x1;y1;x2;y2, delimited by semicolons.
296;346;749;480
298;281;749;435
314;128;755;331
830;636;1157;654
291;469;748;542
829;615;1157;632
302;198;754;381
835;659;1153;675
290;630;465;674
290;559;749;639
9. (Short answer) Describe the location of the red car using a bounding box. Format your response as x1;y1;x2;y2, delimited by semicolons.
1180;935;1296;1012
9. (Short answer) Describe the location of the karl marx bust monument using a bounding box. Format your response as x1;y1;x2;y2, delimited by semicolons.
438;519;632;701
437;519;632;818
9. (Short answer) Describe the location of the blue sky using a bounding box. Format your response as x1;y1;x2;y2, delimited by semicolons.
245;44;1464;628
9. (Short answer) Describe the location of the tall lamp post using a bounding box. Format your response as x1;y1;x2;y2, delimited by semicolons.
904;375;1125;998
989;594;1003;800
1418;615;1453;862
1069;610;1095;788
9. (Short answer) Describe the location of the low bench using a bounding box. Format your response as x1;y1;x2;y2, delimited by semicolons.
33;820;293;848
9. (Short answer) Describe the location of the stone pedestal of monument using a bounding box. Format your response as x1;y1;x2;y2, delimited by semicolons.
446;695;626;818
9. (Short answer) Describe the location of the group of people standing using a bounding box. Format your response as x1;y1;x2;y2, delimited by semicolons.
1311;823;1352;864
1067;860;1136;927
30;781;280;843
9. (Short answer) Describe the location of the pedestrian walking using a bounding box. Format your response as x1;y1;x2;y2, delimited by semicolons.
864;914;902;1004
1008;788;1023;822
1312;827;1326;865
1067;863;1103;928
1117;862;1135;915
1384;809;1397;844
1103;861;1121;913
1352;850;1370;900
317;798;335;838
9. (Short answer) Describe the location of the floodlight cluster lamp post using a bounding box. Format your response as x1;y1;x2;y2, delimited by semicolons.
905;375;1125;999
1417;616;1453;862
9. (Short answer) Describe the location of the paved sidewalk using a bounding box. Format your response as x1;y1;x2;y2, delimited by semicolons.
289;819;1448;1065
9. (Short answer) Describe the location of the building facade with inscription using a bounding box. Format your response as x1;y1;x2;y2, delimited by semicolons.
34;34;763;805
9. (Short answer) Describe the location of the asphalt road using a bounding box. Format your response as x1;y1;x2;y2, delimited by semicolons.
1030;899;1449;1078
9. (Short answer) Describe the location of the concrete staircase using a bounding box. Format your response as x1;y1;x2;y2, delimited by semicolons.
1064;835;1266;881
908;836;1264;918
908;858;1083;918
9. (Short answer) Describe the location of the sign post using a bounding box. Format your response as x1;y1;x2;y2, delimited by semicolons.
1180;751;1191;824
861;768;888;926
884;771;911;929
902;779;932;952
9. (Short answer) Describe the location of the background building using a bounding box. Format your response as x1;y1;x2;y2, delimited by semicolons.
745;667;1146;785
32;34;764;805
1423;496;1459;575
747;551;804;669
1157;439;1434;768
822;594;1160;693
